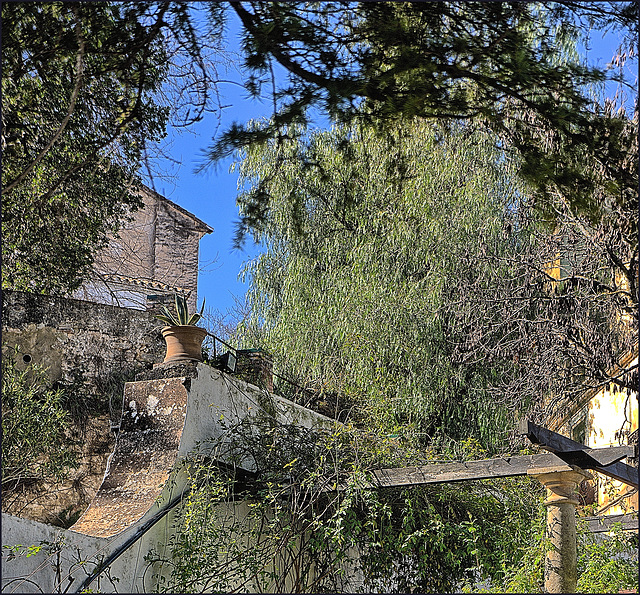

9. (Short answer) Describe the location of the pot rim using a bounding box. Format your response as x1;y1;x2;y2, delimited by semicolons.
161;325;208;333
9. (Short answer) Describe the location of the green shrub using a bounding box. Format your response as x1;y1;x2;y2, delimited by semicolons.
576;521;638;593
148;423;544;593
491;511;638;594
1;347;77;489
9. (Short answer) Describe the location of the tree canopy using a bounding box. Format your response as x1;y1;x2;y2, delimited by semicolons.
2;1;636;291
209;1;638;240
235;113;637;450
236;120;524;449
1;2;221;294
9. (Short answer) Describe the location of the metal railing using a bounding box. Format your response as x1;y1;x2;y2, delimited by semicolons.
203;330;237;360
201;332;322;406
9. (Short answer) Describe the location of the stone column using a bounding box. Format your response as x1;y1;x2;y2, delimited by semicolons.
530;465;592;594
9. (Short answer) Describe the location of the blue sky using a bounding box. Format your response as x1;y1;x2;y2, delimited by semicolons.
146;9;637;322
148;9;264;319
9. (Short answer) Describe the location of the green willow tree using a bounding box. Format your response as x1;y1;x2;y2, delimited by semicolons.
214;112;637;592
235;120;529;451
235;113;637;449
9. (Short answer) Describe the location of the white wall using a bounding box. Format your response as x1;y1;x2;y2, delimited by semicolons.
2;363;340;593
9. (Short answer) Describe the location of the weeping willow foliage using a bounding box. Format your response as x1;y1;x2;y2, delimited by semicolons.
237;120;526;451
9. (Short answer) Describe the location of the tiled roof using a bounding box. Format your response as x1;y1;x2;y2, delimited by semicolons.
101;274;189;294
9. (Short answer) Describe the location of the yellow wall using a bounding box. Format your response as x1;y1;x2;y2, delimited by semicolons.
586;354;638;515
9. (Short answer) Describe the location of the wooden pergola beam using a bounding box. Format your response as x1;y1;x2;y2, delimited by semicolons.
521;420;638;488
346;422;636;595
362;447;635;490
369;452;572;488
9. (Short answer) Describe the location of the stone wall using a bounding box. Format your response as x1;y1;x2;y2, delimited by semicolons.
96;188;156;285
2;289;165;389
154;194;204;311
1;290;166;525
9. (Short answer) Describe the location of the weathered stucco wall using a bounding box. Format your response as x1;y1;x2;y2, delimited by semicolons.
1;506;178;594
2;362;343;593
550;350;638;516
586;353;639;515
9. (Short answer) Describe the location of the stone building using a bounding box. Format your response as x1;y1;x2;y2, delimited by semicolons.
1;188;212;527
73;185;212;311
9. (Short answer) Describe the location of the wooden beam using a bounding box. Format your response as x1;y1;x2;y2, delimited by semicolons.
550;445;633;468
589;460;639;488
583;513;639;534
520;420;634;461
369;452;573;488
521;420;638;489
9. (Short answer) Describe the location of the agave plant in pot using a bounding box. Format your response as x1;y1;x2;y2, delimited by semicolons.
155;294;207;364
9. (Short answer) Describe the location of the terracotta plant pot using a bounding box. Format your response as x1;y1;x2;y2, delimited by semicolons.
161;326;207;364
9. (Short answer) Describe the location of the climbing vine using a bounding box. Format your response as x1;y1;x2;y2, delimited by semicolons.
147;420;545;593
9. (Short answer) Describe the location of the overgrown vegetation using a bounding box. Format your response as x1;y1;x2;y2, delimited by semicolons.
147;422;544;593
0;345;139;526
2;2;636;592
3;2;636;290
575;521;639;593
490;517;639;593
147;421;637;593
1;348;77;490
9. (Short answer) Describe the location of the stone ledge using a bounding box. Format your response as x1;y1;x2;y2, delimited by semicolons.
136;361;199;381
